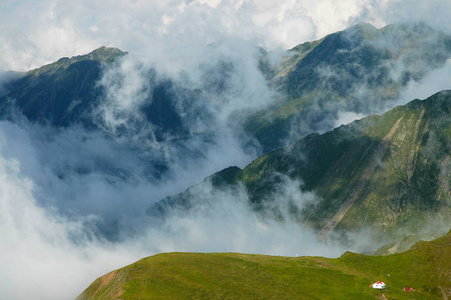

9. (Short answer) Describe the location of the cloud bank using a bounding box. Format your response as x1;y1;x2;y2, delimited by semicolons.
0;39;324;298
0;121;353;299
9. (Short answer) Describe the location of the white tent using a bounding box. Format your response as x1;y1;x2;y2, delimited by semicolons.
372;281;386;289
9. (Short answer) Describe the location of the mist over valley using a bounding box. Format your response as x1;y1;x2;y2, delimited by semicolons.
1;1;451;299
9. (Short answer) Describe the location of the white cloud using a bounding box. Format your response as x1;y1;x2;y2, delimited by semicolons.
397;59;451;105
2;0;451;72
334;111;366;127
0;143;144;299
142;177;348;256
0;119;351;299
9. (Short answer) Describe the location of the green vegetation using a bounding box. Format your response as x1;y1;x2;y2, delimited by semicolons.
151;90;451;240
245;22;451;151
77;230;451;299
28;46;126;77
244;91;451;237
0;47;127;127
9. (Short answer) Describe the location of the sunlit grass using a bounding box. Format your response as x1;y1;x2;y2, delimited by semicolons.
78;230;450;300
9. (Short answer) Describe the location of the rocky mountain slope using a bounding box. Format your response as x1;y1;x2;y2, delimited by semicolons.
1;23;450;154
0;46;191;141
77;229;451;300
249;22;451;151
149;90;451;240
0;47;126;126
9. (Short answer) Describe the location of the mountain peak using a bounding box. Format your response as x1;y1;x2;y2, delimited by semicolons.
28;46;126;77
83;46;127;63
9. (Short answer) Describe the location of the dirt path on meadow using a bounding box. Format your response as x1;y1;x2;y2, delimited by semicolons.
88;270;124;300
439;285;450;300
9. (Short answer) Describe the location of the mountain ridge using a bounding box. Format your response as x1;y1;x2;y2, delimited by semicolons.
27;46;127;77
1;22;450;153
0;46;127;127
0;21;449;243
148;90;451;241
248;21;451;151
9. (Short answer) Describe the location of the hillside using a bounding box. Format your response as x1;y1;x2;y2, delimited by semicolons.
248;22;451;151
0;47;127;127
149;90;451;240
77;229;451;300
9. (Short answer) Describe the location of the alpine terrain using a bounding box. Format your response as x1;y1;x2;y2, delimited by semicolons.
0;19;450;300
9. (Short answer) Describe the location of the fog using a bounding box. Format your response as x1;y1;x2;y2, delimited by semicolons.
0;39;336;299
0;44;376;299
2;0;451;72
397;59;451;105
1;1;451;299
0;117;354;300
0;149;144;299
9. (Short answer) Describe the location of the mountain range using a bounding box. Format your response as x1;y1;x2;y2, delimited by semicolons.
2;22;450;153
0;21;450;298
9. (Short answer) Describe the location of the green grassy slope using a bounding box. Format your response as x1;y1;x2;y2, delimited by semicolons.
241;91;451;238
77;230;451;300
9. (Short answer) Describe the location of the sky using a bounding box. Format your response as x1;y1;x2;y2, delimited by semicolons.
1;0;451;72
1;1;451;299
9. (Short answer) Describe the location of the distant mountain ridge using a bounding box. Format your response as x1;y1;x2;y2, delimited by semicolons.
0;47;190;140
0;47;126;127
250;22;451;151
1;22;450;153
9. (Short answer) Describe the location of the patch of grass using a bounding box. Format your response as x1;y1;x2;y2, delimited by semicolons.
78;231;451;300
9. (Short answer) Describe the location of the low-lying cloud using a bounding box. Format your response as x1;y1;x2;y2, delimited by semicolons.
0;125;353;299
0;143;137;300
0;40;299;299
397;59;451;106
